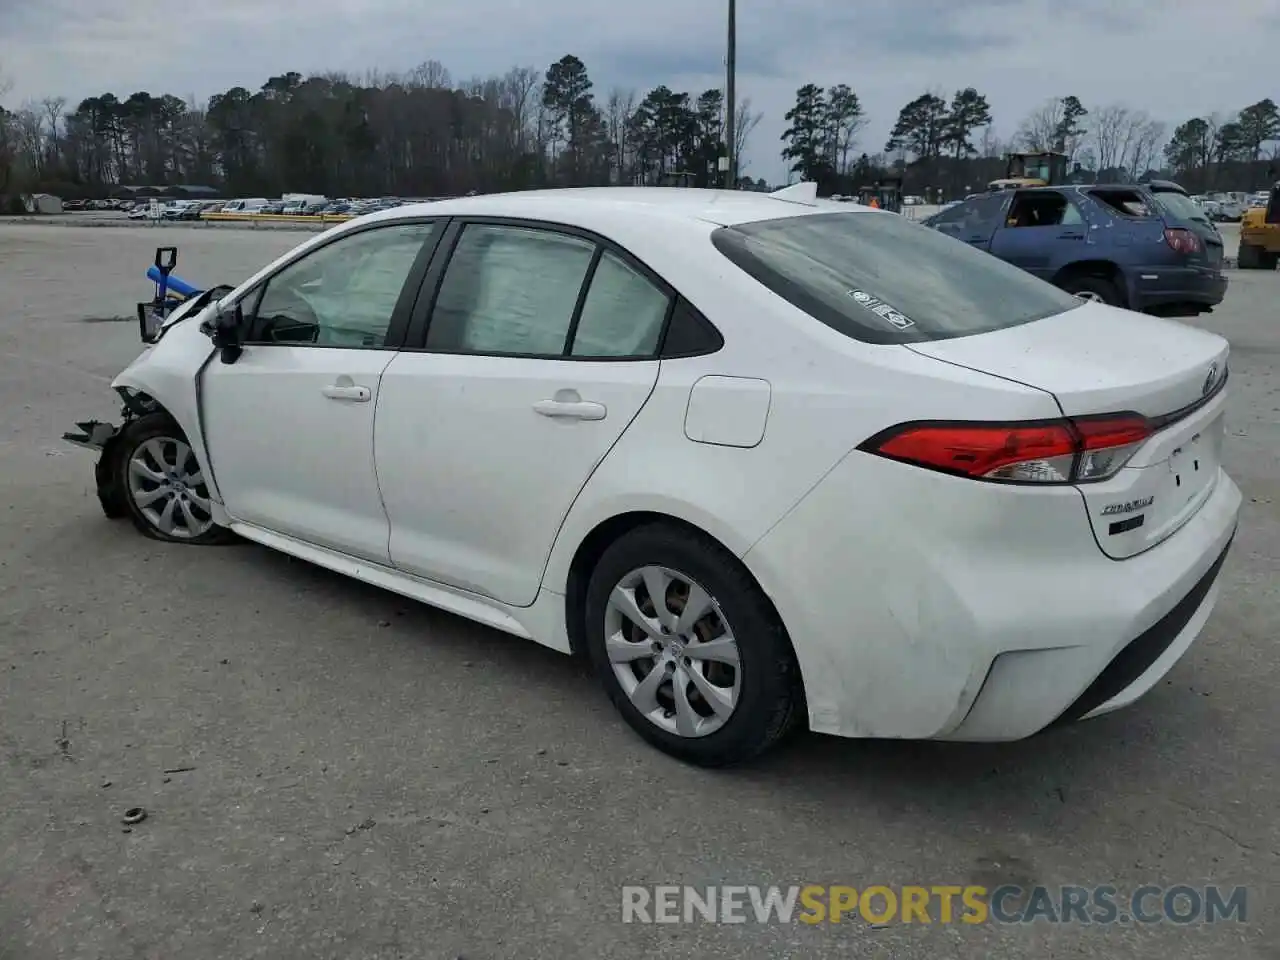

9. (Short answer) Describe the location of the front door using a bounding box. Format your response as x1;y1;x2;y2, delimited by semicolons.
376;221;670;606
201;220;442;562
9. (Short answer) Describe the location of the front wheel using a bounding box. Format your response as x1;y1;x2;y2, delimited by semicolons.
108;412;236;545
584;523;802;767
1237;242;1262;270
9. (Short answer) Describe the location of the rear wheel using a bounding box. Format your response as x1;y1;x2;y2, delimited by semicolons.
1262;250;1280;271
109;413;236;545
1060;274;1124;306
584;523;802;767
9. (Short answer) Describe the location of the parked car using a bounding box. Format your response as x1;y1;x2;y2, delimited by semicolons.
64;186;1240;766
920;181;1227;317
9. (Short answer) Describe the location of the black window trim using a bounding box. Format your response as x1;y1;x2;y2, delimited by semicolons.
400;215;723;362
237;217;447;351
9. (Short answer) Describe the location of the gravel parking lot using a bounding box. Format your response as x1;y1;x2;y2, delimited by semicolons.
1;222;1276;960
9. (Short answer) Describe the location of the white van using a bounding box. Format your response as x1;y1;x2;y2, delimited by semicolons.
220;198;270;214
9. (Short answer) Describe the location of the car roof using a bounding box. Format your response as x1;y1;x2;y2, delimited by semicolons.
355;187;877;233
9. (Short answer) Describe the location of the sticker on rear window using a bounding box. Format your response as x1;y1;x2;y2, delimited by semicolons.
846;290;915;329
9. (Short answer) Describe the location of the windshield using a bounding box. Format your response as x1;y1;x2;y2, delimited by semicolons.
711;211;1081;345
1151;189;1210;223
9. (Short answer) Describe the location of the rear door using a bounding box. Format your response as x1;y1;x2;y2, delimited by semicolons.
375;219;669;606
989;190;1088;279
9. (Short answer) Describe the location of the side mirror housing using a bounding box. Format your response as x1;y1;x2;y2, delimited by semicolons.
211;304;244;364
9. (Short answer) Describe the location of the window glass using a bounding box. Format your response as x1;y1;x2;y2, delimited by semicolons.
248;223;435;347
427;225;596;355
570;250;670;357
712;211;1081;345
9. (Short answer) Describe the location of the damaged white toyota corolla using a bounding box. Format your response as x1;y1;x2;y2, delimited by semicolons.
65;185;1241;766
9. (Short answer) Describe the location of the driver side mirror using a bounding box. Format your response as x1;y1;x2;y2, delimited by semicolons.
210;304;244;364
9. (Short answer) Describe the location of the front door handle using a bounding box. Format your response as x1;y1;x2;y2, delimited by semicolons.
322;383;371;402
533;398;607;421
1058;231;1084;239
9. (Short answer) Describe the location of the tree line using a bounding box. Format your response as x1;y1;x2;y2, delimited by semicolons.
0;55;764;201
1;53;1277;203
780;85;1279;197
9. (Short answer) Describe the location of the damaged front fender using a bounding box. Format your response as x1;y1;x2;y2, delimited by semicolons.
63;311;225;517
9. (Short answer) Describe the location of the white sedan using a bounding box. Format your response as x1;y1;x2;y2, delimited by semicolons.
66;185;1241;766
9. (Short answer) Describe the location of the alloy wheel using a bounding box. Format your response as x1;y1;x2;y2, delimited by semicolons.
126;436;215;539
603;565;742;738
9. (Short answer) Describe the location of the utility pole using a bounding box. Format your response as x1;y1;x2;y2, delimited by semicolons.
724;0;737;189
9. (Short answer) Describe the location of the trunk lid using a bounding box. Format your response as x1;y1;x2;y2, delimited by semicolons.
907;302;1230;558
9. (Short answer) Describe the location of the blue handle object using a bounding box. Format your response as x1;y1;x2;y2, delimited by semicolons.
146;264;201;299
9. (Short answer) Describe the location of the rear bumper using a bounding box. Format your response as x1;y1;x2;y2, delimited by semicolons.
1131;265;1228;311
743;451;1242;742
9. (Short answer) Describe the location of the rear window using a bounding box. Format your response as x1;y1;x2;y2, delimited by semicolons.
1150;189;1207;222
711;211;1081;345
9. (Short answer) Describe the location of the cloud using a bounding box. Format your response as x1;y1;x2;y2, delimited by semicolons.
1;0;1276;182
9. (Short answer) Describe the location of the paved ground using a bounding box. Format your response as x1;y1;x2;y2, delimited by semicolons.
0;222;1276;960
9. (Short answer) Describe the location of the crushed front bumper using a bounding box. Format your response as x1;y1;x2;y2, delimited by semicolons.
63;419;120;453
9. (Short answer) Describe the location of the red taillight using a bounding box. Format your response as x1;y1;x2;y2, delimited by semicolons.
862;414;1153;484
1164;227;1201;255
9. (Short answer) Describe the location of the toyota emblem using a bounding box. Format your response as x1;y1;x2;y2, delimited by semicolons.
1203;362;1219;396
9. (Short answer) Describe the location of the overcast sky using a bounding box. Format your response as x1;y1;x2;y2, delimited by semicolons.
1;0;1276;183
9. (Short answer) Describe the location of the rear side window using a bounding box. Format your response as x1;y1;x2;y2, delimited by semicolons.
712;212;1081;345
1150;190;1207;222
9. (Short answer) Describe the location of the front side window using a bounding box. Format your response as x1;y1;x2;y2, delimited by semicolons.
713;211;1081;345
246;222;437;347
426;224;596;356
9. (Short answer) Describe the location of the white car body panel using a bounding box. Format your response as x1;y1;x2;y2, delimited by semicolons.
111;315;223;508
90;187;1241;743
202;345;397;563
375;354;660;606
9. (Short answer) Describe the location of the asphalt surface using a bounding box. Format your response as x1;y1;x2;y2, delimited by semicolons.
0;222;1276;960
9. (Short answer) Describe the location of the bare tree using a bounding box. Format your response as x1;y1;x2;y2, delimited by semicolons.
1015;98;1063;152
1089;104;1134;174
1126;115;1167;179
41;96;66;167
406;60;452;90
14;104;45;177
605;87;636;183
733;97;762;172
500;66;542;153
979;125;1003;158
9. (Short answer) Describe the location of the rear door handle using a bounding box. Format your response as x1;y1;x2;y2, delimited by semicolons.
322;383;371;402
533;398;607;421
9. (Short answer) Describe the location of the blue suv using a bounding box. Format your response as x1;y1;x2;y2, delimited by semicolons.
920;181;1227;316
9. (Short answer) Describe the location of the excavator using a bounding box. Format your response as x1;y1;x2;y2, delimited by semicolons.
987;151;1069;192
1237;181;1280;270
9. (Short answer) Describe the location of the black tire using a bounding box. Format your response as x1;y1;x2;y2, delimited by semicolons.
1262;251;1280;271
94;435;130;519
1236;242;1261;270
584;523;803;767
108;412;237;545
1059;273;1124;306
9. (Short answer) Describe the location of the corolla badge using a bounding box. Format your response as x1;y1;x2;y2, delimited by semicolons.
1203;362;1219;396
